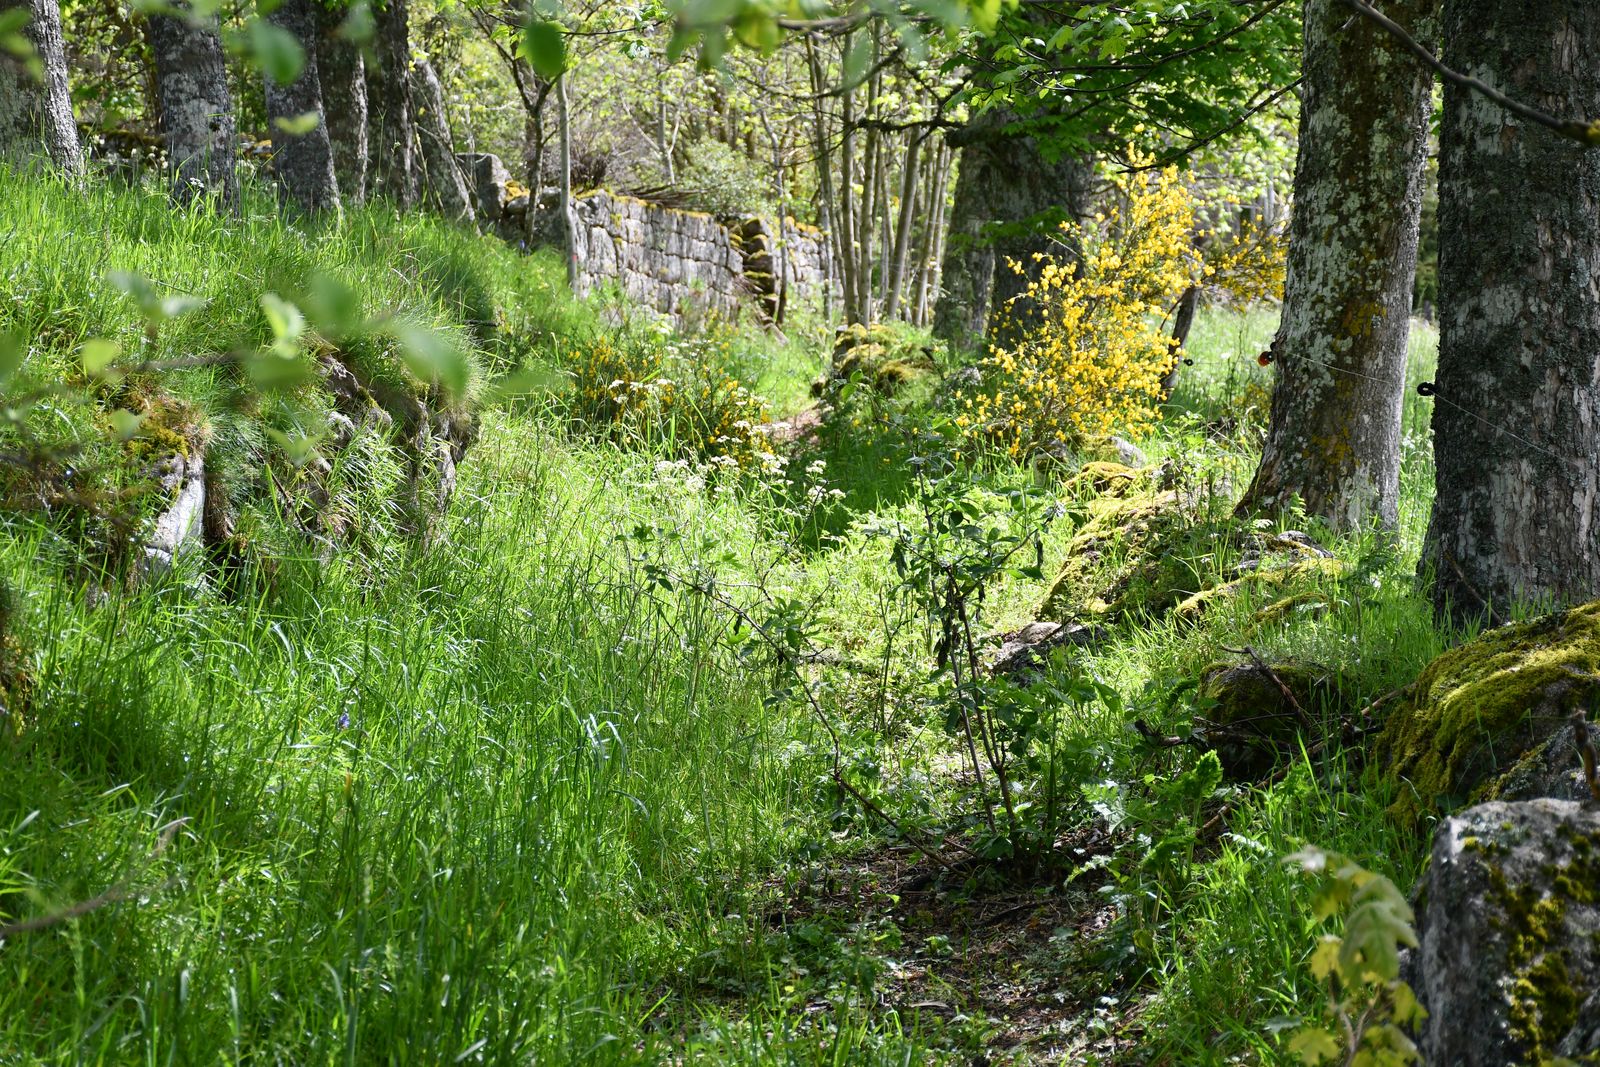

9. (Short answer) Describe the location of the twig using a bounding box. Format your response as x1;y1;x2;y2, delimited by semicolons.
0;818;187;941
1220;645;1316;733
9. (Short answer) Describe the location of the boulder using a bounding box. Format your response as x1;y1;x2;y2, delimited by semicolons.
1196;659;1336;779
988;620;1100;682
1409;798;1600;1065
1376;601;1600;823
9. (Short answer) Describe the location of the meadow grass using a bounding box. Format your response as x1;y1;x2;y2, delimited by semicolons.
1;171;1474;1065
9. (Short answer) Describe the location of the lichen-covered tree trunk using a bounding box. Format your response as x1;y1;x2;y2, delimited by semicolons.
930;112;1094;354
145;1;237;207
314;1;367;204
1235;0;1435;531
409;56;472;222
1422;0;1600;618
0;0;82;171
265;0;339;213
365;0;414;206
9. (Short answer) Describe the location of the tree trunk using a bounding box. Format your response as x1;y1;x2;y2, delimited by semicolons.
1235;0;1435;531
836;71;862;324
265;0;339;213
366;0;414;206
1160;284;1202;397
0;0;81;171
145;1;237;207
314;2;367;204
1422;0;1600;618
557;73;576;290
409;56;472;222
882;133;922;321
930;114;1093;353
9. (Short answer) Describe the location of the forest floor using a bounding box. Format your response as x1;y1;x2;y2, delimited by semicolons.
0;173;1460;1065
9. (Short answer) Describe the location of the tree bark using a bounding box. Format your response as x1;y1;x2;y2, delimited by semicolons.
882;133;922;322
1160;284;1202;398
366;0;414;206
265;0;339;213
1235;0;1435;531
409;56;472;222
557;73;576;290
1422;0;1600;618
145;1;237;207
0;0;81;171
314;1;367;204
931;113;1094;353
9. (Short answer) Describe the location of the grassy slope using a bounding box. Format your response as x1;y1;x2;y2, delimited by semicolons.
2;173;1467;1065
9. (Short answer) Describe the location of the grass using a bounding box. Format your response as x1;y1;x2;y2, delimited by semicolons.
1;171;1478;1065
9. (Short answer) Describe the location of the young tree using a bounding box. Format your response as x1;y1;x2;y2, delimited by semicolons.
315;1;369;203
0;0;82;171
1422;0;1600;617
1235;0;1435;531
145;0;238;206
366;0;415;205
265;0;340;213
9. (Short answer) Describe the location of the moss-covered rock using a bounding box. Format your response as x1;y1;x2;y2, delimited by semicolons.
1376;601;1600;824
1197;660;1337;779
1040;470;1338;625
812;323;937;398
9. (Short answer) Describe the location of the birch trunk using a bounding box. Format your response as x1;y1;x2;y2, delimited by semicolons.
146;0;237;207
1235;0;1435;531
1422;0;1600;617
0;0;81;171
265;0;339;213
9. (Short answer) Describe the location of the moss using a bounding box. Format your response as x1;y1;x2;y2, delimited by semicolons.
1377;601;1600;823
1039;485;1192;620
1174;556;1347;620
1487;852;1599;1062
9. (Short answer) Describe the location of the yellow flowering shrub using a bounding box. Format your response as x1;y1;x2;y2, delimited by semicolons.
564;329;775;472
959;164;1201;457
1205;218;1287;306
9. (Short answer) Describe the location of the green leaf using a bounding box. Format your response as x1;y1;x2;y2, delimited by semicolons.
260;293;306;355
518;20;566;79
395;323;469;400
0;333;23;388
80;339;122;376
248;18;306;86
107;409;146;441
1287;1026;1342;1065
273;111;321;135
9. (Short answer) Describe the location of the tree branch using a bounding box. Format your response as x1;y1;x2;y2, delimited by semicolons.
1339;0;1600;146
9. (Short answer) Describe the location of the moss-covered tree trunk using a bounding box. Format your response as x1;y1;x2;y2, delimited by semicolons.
314;1;367;204
264;0;339;213
1422;0;1600;618
931;112;1094;354
0;0;81;172
365;0;414;206
1235;0;1435;531
146;0;237;207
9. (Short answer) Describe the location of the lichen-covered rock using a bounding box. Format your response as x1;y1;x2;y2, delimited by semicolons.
1376;601;1600;823
988;620;1100;683
1409;798;1600;1065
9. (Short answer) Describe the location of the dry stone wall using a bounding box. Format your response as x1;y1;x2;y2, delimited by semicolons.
462;154;834;324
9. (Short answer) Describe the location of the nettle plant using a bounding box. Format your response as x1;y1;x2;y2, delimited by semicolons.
870;420;1114;864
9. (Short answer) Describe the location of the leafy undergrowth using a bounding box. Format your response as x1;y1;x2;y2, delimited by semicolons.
2;174;1468;1065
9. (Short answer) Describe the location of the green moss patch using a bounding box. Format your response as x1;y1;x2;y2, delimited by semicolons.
1376;601;1600;824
